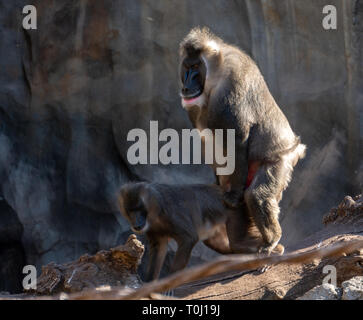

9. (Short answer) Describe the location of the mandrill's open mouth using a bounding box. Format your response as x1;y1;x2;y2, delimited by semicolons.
181;90;202;102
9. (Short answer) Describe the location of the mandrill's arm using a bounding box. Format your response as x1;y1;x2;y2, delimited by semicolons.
207;87;251;208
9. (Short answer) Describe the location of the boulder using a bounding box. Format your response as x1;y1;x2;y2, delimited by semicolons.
342;276;363;300
297;283;341;300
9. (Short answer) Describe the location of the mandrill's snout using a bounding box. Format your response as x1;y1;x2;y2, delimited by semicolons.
181;68;203;100
181;86;202;99
134;225;144;231
130;211;148;233
131;221;149;233
133;224;144;232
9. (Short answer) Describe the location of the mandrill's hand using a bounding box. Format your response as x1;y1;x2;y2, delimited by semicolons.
255;243;285;274
223;190;243;209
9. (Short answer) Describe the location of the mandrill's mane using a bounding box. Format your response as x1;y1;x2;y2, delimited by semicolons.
179;27;222;56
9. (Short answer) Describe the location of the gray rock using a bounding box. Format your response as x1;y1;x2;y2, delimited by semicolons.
297;283;342;300
342;276;363;300
0;0;362;292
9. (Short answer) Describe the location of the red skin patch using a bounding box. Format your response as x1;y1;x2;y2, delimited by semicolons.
245;161;260;188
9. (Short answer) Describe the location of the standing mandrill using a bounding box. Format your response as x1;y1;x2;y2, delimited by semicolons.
118;182;284;281
179;27;306;255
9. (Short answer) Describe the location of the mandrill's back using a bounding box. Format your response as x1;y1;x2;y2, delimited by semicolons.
220;41;304;160
148;183;228;231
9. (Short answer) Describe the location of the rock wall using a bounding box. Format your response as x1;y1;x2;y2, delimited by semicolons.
0;0;361;292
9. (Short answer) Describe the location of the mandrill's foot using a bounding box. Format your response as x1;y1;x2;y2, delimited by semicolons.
223;191;242;209
272;243;285;256
162;289;174;297
255;243;285;274
256;265;271;274
258;242;284;256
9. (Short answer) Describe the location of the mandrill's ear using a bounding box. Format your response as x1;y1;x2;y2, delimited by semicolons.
205;40;220;55
204;42;222;66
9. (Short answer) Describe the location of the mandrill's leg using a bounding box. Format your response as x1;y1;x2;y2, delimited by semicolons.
225;202;285;255
170;237;197;274
225;202;260;253
146;237;168;281
219;144;250;209
244;159;291;255
203;224;232;254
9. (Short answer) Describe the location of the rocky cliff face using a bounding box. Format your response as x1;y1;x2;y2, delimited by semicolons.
0;0;361;292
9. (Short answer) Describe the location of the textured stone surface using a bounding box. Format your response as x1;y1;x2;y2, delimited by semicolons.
0;0;362;292
323;194;363;225
0;200;26;293
342;276;363;300
297;283;341;300
298;276;363;300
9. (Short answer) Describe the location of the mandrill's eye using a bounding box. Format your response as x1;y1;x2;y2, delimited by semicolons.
192;64;199;69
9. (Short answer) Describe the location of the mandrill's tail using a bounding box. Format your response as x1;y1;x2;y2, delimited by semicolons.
280;136;306;157
279;138;306;192
280;137;306;166
291;137;307;166
295;142;307;160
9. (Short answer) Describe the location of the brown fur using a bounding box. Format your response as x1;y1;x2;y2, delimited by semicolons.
179;27;306;254
118;182;283;281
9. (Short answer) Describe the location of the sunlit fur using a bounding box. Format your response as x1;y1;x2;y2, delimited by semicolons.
179;27;306;255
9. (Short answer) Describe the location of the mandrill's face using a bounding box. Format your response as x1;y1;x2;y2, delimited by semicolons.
118;184;149;234
180;50;207;108
125;205;149;234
